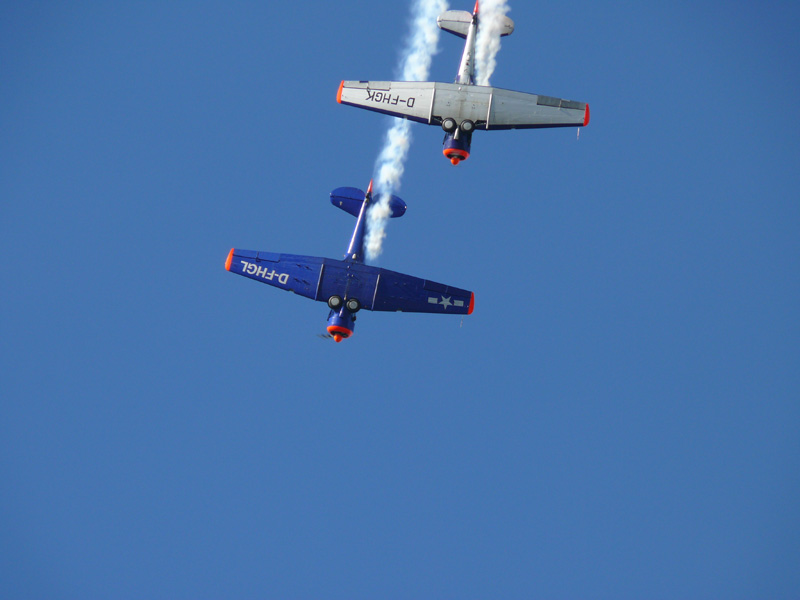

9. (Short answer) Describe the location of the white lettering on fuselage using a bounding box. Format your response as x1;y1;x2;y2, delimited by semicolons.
364;90;416;108
240;261;289;285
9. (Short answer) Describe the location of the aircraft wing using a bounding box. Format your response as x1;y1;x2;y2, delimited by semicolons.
483;88;589;129
338;80;589;129
226;248;473;315
368;267;474;315
337;81;437;124
226;249;325;300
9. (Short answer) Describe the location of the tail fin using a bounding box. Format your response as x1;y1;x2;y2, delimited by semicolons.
330;187;406;218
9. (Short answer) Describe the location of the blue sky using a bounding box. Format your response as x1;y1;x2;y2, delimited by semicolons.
2;1;799;597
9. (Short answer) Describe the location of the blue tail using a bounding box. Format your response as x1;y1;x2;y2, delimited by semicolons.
330;182;406;263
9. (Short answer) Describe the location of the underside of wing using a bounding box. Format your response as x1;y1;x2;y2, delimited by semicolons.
297;260;473;316
225;249;324;300
484;87;589;129
371;267;474;315
339;81;589;130
427;84;589;130
227;249;474;316
337;81;436;123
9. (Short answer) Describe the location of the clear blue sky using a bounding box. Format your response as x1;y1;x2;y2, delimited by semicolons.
2;1;799;598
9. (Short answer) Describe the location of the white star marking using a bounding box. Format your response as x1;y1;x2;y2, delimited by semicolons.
439;296;452;310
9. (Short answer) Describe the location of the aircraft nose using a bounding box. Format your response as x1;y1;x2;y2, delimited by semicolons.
450;157;460;165
326;323;353;342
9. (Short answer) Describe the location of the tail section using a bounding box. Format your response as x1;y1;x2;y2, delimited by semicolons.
331;182;407;263
330;186;406;219
439;4;514;86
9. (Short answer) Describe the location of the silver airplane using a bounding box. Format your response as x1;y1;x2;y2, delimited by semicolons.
337;1;590;165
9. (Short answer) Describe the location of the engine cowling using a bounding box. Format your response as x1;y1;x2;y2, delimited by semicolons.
442;130;472;165
326;306;356;343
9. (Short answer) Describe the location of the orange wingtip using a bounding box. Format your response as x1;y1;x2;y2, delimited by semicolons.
473;0;479;15
225;248;234;271
468;292;475;315
583;104;590;126
367;179;373;195
336;80;344;103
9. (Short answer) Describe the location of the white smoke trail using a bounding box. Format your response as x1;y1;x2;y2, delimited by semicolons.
475;0;511;86
365;0;448;261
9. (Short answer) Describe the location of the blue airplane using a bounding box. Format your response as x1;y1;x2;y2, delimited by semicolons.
225;182;474;342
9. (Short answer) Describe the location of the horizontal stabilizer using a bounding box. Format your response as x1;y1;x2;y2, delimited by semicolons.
330;187;406;218
437;10;473;38
489;15;514;37
437;10;514;38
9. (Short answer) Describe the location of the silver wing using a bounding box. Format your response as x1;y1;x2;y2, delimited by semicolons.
337;80;589;130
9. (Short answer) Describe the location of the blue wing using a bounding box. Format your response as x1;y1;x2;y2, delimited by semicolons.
369;267;474;314
226;249;474;315
226;249;324;300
